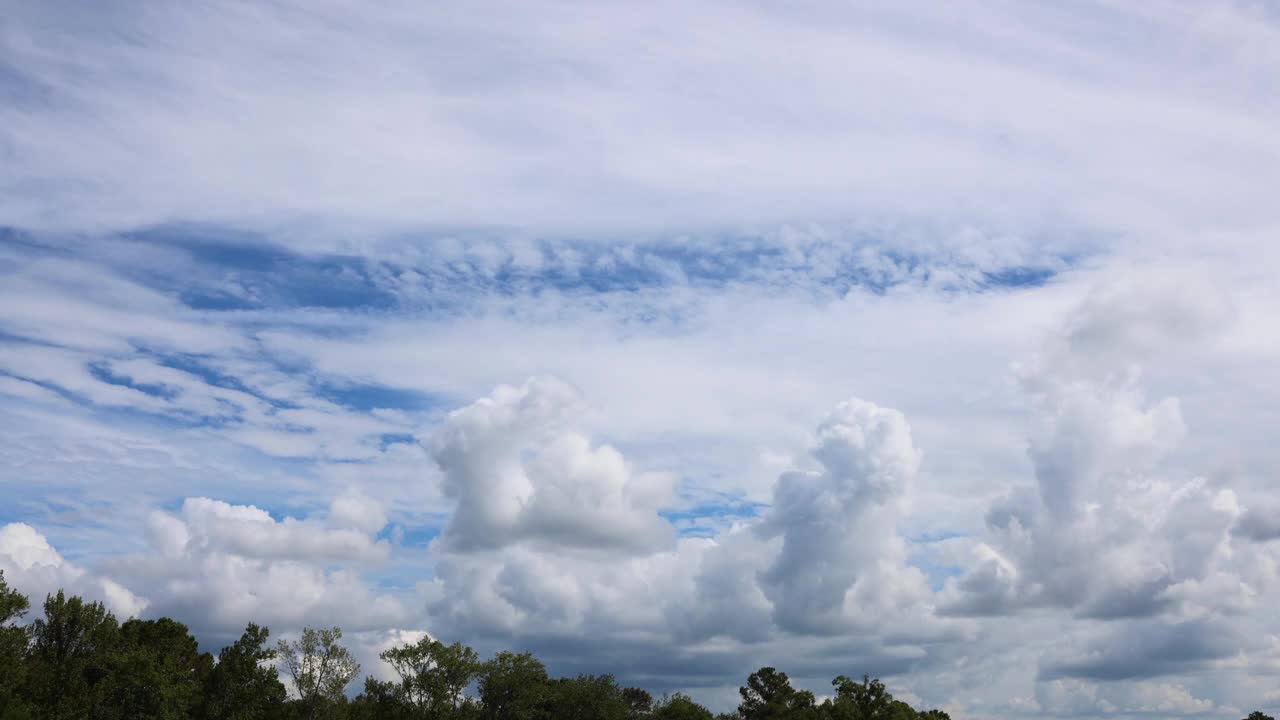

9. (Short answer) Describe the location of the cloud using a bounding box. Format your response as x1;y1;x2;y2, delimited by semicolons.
1035;678;1217;716
422;379;951;699
0;522;146;618
2;2;1279;236
2;4;1280;712
1;229;1277;715
1232;505;1280;543
1038;618;1242;682
942;269;1242;621
148;496;390;563
102;496;408;636
328;490;390;535
428;377;677;554
757;398;923;633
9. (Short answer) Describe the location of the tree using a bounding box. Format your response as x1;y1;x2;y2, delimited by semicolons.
622;687;654;719
1245;713;1276;720
276;627;360;720
27;590;120;719
0;571;32;718
105;617;212;719
653;693;714;720
918;710;950;720
201;623;287;720
349;677;415;720
885;699;918;720
0;571;26;628
738;667;817;720
381;636;481;715
824;675;897;720
547;674;629;720
478;651;552;720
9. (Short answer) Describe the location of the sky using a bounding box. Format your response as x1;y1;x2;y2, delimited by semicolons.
2;1;1280;717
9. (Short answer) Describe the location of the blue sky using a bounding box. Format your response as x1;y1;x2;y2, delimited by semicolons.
3;2;1280;717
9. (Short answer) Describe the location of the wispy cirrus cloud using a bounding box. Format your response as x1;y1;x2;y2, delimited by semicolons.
3;1;1279;238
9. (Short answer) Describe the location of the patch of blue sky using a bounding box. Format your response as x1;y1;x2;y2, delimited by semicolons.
217;225;1059;291
0;368;82;403
90;399;236;431
0;330;72;349
0;493;142;561
110;224;400;311
981;266;1058;289
365;544;440;595
4;224;1080;324
178;288;262;311
919;564;965;592
87;360;179;400
377;433;418;450
373;574;434;592
314;381;443;413
124;223;293;269
0;227;73;258
156;353;301;409
382;522;443;549
376;522;448;598
908;530;968;544
539;242;1058;297
906;531;969;591
661;499;767;537
0;489;61;527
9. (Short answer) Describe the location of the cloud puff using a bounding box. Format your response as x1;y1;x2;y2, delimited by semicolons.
757;398;923;633
429;377;676;554
0;523;146;618
149;496;390;563
106;495;407;635
942;270;1243;622
328;490;390;535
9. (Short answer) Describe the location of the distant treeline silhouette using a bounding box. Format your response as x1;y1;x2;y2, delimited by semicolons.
0;571;1272;720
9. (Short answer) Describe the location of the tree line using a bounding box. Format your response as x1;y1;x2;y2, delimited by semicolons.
0;571;1273;720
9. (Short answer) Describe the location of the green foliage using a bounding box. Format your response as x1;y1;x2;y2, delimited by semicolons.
823;674;896;720
277;627;361;720
1245;712;1276;720
738;667;817;720
381;635;481;714
349;677;415;720
623;687;654;719
547;673;629;720
0;571;32;720
202;623;287;720
104;617;213;719
0;571;27;626
27;590;120;719
654;693;715;720
478;651;552;720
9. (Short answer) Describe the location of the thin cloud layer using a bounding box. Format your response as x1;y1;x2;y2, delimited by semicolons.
3;2;1280;236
